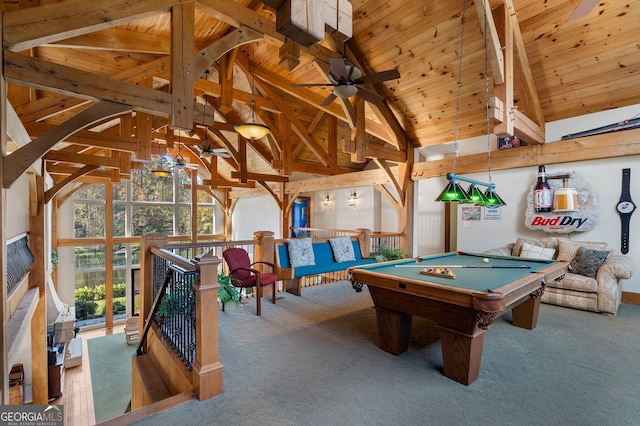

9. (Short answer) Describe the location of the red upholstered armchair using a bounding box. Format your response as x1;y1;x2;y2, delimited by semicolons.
222;248;277;316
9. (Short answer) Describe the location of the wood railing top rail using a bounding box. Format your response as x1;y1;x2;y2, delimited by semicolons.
290;227;360;235
149;247;195;271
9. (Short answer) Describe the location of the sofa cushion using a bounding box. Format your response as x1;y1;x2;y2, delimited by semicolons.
287;238;315;267
519;242;556;260
329;237;356;262
569;247;610;279
548;272;598;293
513;237;557;257
556;239;608;262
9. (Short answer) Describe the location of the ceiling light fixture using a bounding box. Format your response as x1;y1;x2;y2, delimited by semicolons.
150;156;172;177
435;0;505;206
235;44;271;140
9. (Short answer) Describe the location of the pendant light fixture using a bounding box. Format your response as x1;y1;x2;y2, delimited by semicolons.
150;155;172;177
435;0;505;207
235;43;271;140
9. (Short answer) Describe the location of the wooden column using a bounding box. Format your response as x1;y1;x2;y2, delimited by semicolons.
104;180;113;327
254;231;276;295
356;228;371;258
28;174;48;403
192;255;223;400
1;27;9;402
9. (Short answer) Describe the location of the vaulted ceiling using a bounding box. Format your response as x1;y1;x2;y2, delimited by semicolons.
2;0;639;199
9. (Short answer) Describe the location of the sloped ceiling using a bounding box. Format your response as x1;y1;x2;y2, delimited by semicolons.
2;0;639;196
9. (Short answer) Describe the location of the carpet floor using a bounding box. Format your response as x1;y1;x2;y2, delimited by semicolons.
126;282;640;426
87;332;135;423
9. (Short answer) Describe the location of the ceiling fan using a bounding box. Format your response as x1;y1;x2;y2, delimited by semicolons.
197;126;231;159
292;46;400;107
151;139;199;176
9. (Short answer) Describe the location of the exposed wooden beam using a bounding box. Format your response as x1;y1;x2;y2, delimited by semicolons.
474;0;505;85
3;101;132;188
44;165;99;204
3;0;180;51
4;51;171;117
285;168;392;193
411;128;640;180
373;158;404;208
170;3;195;131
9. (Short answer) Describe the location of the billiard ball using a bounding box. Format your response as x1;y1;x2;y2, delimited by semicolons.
482;258;489;263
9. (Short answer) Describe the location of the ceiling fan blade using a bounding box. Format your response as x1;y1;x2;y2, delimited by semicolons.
356;87;385;105
357;69;401;85
320;93;337;107
329;57;348;80
567;0;599;22
291;82;337;87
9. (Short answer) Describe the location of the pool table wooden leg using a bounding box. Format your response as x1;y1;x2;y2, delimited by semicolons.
438;327;485;386
511;293;542;330
374;308;412;355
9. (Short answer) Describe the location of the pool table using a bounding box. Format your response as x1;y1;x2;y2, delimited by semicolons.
349;252;567;385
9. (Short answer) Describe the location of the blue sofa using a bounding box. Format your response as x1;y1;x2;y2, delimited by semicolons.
275;238;376;296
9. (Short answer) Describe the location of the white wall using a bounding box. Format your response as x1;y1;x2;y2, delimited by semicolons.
311;187;392;232
6;173;30;240
232;195;281;240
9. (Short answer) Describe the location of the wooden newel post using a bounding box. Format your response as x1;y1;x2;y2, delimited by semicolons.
356;228;371;258
254;231;276;296
192;255;224;400
254;231;275;267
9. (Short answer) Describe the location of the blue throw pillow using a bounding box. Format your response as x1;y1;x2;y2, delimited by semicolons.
329;237;356;262
287;238;315;267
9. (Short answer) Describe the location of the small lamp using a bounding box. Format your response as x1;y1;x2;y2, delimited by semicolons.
323;195;330;206
484;186;507;207
465;184;489;206
435;176;469;202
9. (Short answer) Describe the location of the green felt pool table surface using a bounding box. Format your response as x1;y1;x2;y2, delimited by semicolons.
356;252;558;292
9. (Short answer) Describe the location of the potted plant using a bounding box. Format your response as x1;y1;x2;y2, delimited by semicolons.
217;274;240;306
372;247;409;262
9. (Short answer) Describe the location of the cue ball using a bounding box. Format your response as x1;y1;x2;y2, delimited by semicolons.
482;258;489;263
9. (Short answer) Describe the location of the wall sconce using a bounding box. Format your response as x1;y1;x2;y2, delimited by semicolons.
348;191;357;206
323;194;330;206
